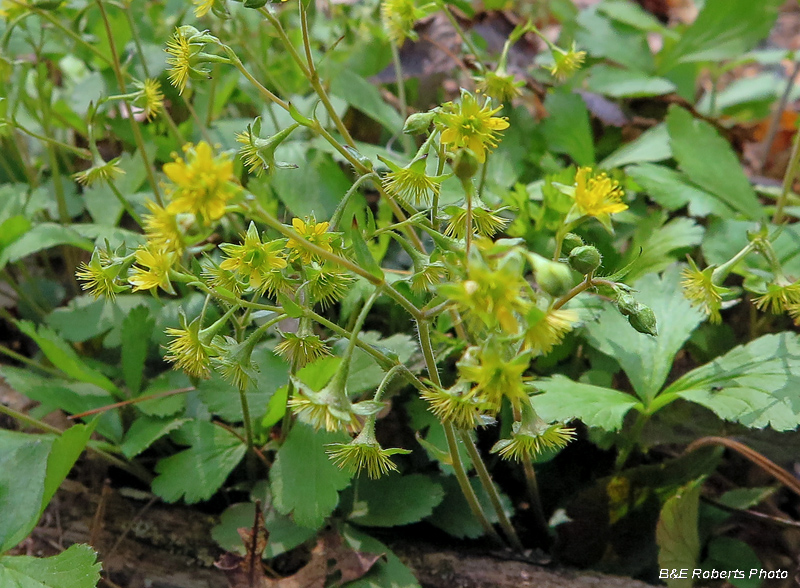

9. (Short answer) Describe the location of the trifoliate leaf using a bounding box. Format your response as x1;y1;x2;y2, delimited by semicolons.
0;544;101;588
151;420;246;504
270;423;351;529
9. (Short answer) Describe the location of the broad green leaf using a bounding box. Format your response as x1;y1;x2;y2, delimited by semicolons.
618;214;704;283
587;65;676;98
121;306;154;395
15;321;118;394
534;375;639;432
598;0;668;33
584;267;704;405
349;474;444;527
261;384;288;429
336;331;417;395
626;163;734;217
329;69;404;133
120;416;188;459
426;476;513;539
349;226;384;279
665;106;763;219
541;90;594;166
0;215;31;250
601;124;671;168
0;223;93;270
151;420;246;504
700;537;761;588
0;544;101;588
658;0;783;71
576;8;654;72
663;332;800;431
0;367;122;442
0;431;50;552
42;422;95;508
342;525;421;588
656;479;703;588
135;370;188;417
211;502;315;559
271;148;351;219
270;423;351;529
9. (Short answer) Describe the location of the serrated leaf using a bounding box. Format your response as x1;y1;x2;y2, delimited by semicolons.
342;525;421;588
43;422;96;508
121;306;154;395
601;124;671;168
120;416;189;459
626;163;734;217
349;474;443;528
329;70;404;133
541;90;594;166
576;8;654;72
16;321;118;394
663;332;800;431
270;423;351;529
534;375;639;432
587;65;676;98
151;420;246;504
584;267;704;405
0;544;101;588
619;214;704;283
666;106;763;219
658;0;783;70
136;370;188;417
657;479;703;588
0;223;93;270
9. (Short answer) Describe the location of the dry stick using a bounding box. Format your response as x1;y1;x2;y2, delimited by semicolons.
685;436;800;498
701;496;800;530
758;60;800;175
68;387;196;420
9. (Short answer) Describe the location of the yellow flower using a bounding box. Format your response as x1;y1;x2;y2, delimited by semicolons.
420;382;490;430
753;282;800;314
381;0;420;45
163;141;238;224
458;343;531;410
522;307;577;355
75;250;127;300
567;167;627;230
286;217;335;264
444;204;509;239
219;222;288;294
475;70;523;103
438;90;510;163
305;262;353;309
491;397;575;461
275;332;331;368
73;157;124;187
165;315;215;379
128;246;176;294
550;42;586;81
193;0;214;17
326;419;410;479
165;26;215;94
136;79;164;121
681;258;724;323
380;155;448;206
143;200;183;253
288;374;360;433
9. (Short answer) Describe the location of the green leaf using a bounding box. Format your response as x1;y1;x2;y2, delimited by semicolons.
534;375;639;431
349;474;444;527
426;476;513;539
665;106;763;219
0;215;31;250
601;124;671;168
349;226;384;279
663;332;800;431
598;0;668;33
120;416;189;459
0;223;93;270
576;8;655;72
269;423;351;529
271;149;351;219
618;214;704;283
342;525;421;588
656;479;703;588
42;422;95;508
151;420;246;504
626;163;735;217
700;537;761;588
584;267;704;405
658;0;783;71
702;219;800;278
261;384;288;429
338;332;417;395
0;431;50;553
15;321;118;394
541;90;594;166
121;306;154;395
0;544;101;588
135;370;188;417
587;65;676;98
329;69;404;133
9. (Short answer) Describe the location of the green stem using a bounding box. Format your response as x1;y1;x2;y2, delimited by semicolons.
107;179;143;226
461;177;474;255
460;431;524;550
773;124;800;224
330;172;379;230
95;0;163;206
436;1;484;71
0;344;63;377
477;154;489;198
372;364;405;402
521;457;548;535
614;410;649;471
5;119;92;159
389;37;415;155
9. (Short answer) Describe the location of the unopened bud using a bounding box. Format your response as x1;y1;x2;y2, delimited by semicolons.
403;112;435;135
628;304;658;336
452;148;480;180
561;233;583;255
532;255;575;297
569;245;601;274
615;292;638;317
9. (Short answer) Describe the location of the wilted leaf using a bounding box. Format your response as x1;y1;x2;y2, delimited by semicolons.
656;479;703;588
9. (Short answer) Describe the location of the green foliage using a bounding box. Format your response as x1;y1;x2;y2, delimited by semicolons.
349;474;444;527
0;544;101;588
656;480;703;588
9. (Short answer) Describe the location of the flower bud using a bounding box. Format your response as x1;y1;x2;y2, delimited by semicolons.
452;148;480;180
569;245;602;274
561;233;583;255
628;304;658;336
615;292;638;316
531;255;575;297
403;112;435;135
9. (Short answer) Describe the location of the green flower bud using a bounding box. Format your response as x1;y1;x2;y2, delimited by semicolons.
569;245;602;274
615;292;638;316
531;255;575;297
561;233;583;255
452;148;480;181
628;304;658;336
403;112;435;135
